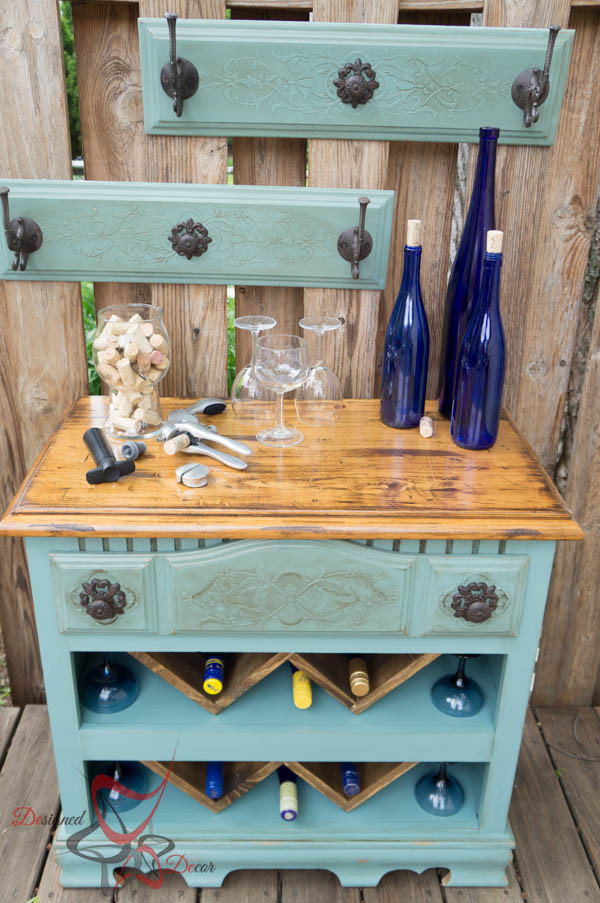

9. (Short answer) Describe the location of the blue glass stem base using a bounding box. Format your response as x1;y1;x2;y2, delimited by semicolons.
415;764;465;817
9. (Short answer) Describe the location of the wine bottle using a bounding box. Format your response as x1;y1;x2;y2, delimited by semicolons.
451;231;506;450
289;662;312;709
203;656;224;695
381;219;430;429
348;656;370;697
340;762;361;797
278;766;298;821
439;126;498;418
205;761;225;800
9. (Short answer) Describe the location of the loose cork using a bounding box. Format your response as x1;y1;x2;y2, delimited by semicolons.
487;230;503;253
419;416;434;438
406;219;422;247
164;433;191;455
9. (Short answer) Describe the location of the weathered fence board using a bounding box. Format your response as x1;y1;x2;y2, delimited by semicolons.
0;2;87;706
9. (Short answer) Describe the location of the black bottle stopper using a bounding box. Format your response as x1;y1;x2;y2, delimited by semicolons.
84;428;136;485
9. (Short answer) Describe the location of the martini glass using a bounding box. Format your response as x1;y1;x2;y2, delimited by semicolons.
231;315;277;421
431;654;484;718
415;763;464;817
295;316;343;426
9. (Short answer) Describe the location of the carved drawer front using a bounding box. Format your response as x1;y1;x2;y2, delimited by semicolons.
416;555;529;637
50;553;156;633
163;540;415;634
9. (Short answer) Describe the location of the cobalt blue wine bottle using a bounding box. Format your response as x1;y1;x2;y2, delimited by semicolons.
438;126;498;419
381;219;429;428
451;230;506;450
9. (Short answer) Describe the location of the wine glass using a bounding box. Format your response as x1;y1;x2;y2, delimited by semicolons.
92;761;149;813
295;316;343;425
93;303;171;439
415;763;464;817
80;656;139;714
254;334;309;447
431;655;484;718
231;315;277;421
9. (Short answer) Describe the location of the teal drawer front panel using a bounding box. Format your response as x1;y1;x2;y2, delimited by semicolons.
415;555;529;637
50;552;156;633
138;19;574;146
0;180;394;290
163;540;415;634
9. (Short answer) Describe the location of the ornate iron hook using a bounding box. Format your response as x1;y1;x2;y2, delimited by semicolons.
511;25;561;127
0;187;43;272
337;197;372;280
160;12;199;117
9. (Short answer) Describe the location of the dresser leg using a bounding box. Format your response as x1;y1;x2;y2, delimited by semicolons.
441;856;511;887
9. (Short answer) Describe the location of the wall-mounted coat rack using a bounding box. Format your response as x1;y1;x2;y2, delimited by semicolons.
0;181;394;289
138;19;574;145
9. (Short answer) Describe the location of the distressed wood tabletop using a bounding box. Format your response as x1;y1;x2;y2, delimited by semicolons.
0;397;582;541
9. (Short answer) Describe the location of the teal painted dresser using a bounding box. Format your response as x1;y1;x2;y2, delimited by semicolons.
0;396;582;889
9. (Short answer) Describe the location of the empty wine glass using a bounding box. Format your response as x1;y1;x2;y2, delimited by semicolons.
296;316;343;426
80;656;139;714
92;761;149;813
231;315;277;421
254;334;309;447
431;655;484;718
415;763;465;817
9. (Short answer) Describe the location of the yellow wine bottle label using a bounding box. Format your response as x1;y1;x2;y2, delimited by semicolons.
279;780;298;820
292;670;312;709
348;656;370;697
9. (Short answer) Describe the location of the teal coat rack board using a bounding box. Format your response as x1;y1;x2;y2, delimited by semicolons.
138;19;574;145
0;180;394;289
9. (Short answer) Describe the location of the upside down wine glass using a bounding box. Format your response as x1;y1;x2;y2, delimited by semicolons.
431;654;484;718
415;763;465;817
254;334;309;447
231;315;277;421
295;316;343;426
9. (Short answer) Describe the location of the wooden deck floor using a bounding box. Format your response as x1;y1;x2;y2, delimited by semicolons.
1;706;599;903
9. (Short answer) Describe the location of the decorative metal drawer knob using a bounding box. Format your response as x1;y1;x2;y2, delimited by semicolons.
79;578;127;622
334;59;379;108
451;582;498;624
169;219;212;260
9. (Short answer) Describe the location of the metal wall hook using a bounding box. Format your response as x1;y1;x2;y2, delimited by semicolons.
160;12;199;117
0;187;43;271
511;25;561;127
337;197;372;280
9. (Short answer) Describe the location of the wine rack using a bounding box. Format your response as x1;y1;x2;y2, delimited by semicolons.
141;760;280;813
127;651;441;715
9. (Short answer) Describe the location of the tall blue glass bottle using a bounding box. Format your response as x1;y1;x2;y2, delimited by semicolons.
438;126;498;419
380;219;429;428
451;230;506;450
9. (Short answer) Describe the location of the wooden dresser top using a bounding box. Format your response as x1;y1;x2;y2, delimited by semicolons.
0;397;582;541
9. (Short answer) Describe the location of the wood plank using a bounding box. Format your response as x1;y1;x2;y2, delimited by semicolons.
0;2;88;706
231;5;308;371
0;706;59;902
36;851;110;902
138;0;228;399
67;0;600;8
0;707;20;765
304;0;399;398
363;870;444;903
0;397;582;540
536;707;600;875
281;870;359;903
202;870;278;903
508;710;600;903
443;865;523;903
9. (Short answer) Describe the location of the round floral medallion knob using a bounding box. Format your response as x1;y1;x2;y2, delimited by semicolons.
450;582;499;624
79;578;127;623
333;59;379;108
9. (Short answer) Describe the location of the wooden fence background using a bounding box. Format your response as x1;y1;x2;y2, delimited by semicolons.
0;0;599;707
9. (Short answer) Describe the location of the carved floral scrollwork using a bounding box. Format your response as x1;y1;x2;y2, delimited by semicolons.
180;567;400;631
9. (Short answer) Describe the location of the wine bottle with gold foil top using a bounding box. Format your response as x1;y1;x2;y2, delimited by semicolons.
348;656;370;697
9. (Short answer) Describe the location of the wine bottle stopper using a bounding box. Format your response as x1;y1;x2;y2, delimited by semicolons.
419;416;434;438
340;763;361;797
278;766;298;821
348;657;370;697
290;663;313;710
487;230;503;253
203;657;225;695
205;761;225;800
83;428;136;485
406;219;422;247
121;440;147;461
